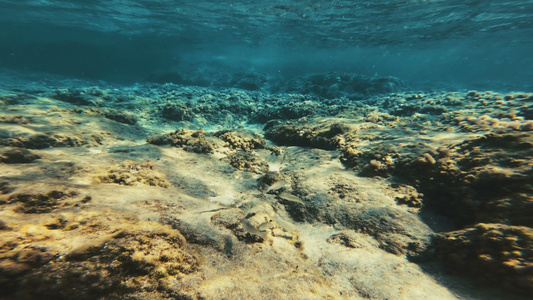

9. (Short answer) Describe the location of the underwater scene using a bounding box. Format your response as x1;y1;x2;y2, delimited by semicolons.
0;1;533;299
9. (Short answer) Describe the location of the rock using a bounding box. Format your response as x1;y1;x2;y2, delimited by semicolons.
0;219;7;230
3;132;102;149
338;206;432;256
159;102;195;121
227;152;269;174
0;147;41;163
5;189;82;214
0;181;14;195
101;109;137;125
211;208;246;230
215;130;266;152
327;233;365;249
432;223;533;293
279;72;404;99
257;171;281;189
95;160;170;188
264;121;349;150
147;129;215;154
51;88;93;105
18;222;199;300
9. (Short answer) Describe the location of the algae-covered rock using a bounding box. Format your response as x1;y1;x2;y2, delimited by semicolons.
227;152;269;174
215;130;266;152
433;223;533;293
95;160;170;188
340;144;398;177
0;181;14;195
147;129;215;154
3;189;84;214
3;132;103;149
279;72;404;99
101;108;137;125
252;102;317;122
159;101;195;121
0;147;41;163
21;224;197;299
338;206;432;256
50;88;104;106
0;209;200;300
264;120;350;150
0;115;31;124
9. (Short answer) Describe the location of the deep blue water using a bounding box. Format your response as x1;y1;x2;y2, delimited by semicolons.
1;0;532;91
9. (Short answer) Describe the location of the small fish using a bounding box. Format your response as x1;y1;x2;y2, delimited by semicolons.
241;219;267;239
257;220;276;231
266;180;287;193
278;192;305;205
273;215;298;232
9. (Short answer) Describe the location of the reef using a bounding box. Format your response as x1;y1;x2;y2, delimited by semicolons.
0;84;531;299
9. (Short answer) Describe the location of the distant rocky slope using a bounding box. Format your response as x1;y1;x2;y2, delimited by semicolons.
145;70;405;99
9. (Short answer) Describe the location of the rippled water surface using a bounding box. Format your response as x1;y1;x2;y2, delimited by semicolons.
1;0;532;89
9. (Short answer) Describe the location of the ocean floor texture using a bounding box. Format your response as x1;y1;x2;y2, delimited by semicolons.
0;82;532;299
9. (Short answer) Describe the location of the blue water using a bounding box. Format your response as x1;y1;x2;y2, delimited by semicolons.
1;2;533;299
1;0;532;91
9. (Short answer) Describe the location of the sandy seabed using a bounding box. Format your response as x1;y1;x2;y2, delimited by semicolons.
0;82;532;300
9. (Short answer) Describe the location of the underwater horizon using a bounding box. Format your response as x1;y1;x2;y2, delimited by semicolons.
1;0;533;91
1;1;533;299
